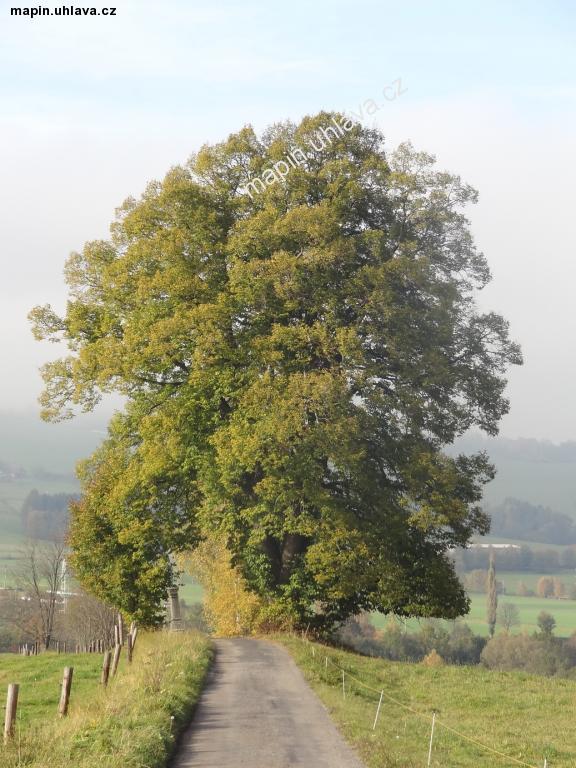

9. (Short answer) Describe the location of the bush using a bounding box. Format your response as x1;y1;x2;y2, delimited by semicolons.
180;538;264;635
339;617;486;665
481;633;574;677
422;649;444;666
536;610;556;637
180;536;296;635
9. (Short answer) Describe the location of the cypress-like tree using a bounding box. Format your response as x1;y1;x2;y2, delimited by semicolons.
487;553;498;637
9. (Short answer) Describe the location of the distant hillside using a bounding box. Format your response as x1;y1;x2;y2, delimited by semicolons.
0;410;109;476
0;410;109;545
1;414;575;529
452;434;576;519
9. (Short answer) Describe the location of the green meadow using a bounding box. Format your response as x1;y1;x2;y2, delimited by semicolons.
372;592;576;637
282;636;576;767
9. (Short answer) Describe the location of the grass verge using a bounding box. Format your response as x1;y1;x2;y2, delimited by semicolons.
279;635;575;768
1;630;212;767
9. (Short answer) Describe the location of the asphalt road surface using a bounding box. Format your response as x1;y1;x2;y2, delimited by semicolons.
172;637;366;768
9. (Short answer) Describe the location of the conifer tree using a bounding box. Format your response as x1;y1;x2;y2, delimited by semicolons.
487;553;498;637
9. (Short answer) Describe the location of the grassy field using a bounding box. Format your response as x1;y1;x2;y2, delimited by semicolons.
0;631;211;768
372;592;576;637
496;570;576;593
281;635;576;767
0;649;103;725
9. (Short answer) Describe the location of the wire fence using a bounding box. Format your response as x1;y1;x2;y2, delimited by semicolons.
300;637;550;768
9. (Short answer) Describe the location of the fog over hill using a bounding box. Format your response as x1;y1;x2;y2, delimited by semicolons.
0;411;575;521
0;410;109;477
452;434;576;519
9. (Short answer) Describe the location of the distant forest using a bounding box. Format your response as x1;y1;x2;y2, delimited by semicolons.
454;435;576;463
20;489;78;539
488;497;576;545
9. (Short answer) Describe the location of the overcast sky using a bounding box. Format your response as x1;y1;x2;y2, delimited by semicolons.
1;0;575;440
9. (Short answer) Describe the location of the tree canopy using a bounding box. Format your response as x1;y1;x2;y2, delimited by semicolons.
30;113;521;628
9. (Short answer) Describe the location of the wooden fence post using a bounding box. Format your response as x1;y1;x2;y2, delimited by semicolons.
118;613;124;646
111;644;122;677
3;684;19;744
127;633;133;663
101;650;112;686
58;667;74;717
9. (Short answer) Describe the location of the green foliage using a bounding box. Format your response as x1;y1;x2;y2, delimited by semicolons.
537;610;557;637
341;616;487;664
31;113;521;629
68;416;201;625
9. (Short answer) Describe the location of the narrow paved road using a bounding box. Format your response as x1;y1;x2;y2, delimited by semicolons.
172;638;366;768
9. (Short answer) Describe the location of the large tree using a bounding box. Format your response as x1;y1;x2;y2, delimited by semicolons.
30;113;521;628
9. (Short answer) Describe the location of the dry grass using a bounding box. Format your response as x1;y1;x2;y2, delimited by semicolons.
1;631;212;767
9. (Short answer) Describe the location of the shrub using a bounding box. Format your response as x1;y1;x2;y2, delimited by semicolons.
422;649;444;666
180;535;297;635
481;633;574;676
180;537;264;636
340;618;486;665
536;610;556;637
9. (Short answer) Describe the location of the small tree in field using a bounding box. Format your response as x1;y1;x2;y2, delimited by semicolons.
497;602;520;633
11;540;66;649
464;569;489;593
553;578;565;598
536;577;554;599
517;581;532;597
536;611;556;638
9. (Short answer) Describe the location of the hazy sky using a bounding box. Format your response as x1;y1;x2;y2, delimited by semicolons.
1;0;575;440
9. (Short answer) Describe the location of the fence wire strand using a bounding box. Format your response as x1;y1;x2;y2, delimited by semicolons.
301;638;541;768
